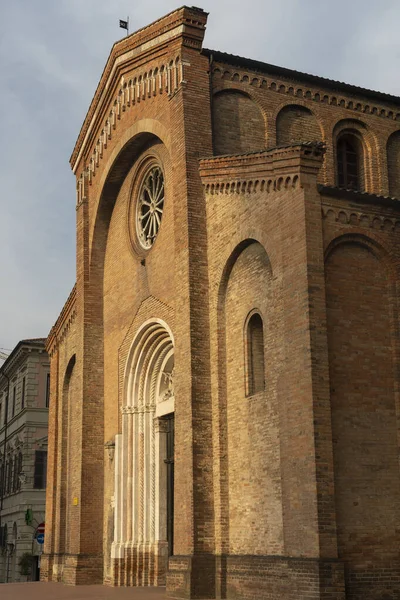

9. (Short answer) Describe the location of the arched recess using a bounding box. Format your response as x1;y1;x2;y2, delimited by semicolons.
112;319;174;584
217;240;283;557
89;123;171;581
55;354;76;563
332;119;374;192
212;90;266;155
325;236;400;590
91;130;168;270
387;130;400;198
89;126;171;405
276;104;322;146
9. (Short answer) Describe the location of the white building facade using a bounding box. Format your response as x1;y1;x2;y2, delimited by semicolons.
0;339;49;583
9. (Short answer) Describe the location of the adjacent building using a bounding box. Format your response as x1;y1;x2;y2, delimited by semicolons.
0;339;49;582
42;6;400;600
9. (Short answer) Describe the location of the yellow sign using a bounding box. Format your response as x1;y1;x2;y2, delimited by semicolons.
73;497;79;506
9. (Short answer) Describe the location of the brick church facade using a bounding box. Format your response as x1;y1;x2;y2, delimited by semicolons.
42;7;400;599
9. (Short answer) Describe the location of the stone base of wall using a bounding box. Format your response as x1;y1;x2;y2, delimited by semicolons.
167;554;346;600
43;552;400;598
42;553;103;585
111;541;168;587
344;563;400;600
40;553;52;582
167;554;216;599
41;553;69;583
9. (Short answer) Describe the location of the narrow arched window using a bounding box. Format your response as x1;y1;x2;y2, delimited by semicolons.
337;134;360;190
246;313;265;396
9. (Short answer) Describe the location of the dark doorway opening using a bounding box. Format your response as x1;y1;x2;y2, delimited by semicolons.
163;414;174;556
33;556;40;581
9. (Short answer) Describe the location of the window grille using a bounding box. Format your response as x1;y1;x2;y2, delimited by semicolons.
337;135;360;190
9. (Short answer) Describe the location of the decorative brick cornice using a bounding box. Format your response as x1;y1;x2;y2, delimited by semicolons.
70;6;207;172
200;142;325;193
74;55;190;182
46;285;77;357
210;63;400;122
322;205;400;232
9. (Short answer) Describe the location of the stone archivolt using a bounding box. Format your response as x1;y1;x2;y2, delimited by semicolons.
112;320;174;585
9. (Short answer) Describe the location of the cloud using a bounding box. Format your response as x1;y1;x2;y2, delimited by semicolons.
0;0;399;350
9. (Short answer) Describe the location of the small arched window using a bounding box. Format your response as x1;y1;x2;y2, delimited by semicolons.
246;313;265;396
337;134;361;190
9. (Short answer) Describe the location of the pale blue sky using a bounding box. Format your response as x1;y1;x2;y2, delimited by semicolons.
1;0;399;352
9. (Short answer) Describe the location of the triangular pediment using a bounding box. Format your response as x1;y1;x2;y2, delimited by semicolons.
70;6;208;174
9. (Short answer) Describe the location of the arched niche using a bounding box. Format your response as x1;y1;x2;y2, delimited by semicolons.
325;237;400;596
276;104;322;146
58;354;76;560
212;90;266;155
387;130;400;198
217;240;283;557
91;131;165;273
94;127;172;585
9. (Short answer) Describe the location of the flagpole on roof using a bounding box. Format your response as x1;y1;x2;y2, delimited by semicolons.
119;16;129;36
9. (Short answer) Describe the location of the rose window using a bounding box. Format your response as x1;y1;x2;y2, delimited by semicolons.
136;166;164;249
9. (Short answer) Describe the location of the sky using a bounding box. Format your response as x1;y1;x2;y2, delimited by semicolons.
0;0;400;354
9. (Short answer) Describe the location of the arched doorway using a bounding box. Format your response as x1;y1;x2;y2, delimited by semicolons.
112;319;175;586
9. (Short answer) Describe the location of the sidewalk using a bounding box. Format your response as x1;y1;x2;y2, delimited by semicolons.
0;582;166;600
